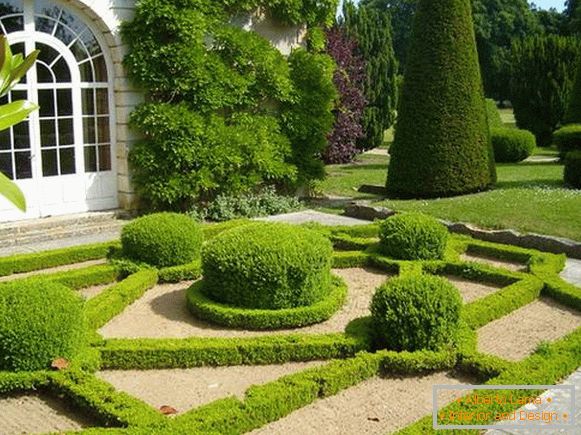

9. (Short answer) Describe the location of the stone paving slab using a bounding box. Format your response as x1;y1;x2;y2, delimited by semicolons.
259;210;370;226
561;259;581;287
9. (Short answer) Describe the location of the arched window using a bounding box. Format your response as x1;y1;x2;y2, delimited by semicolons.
0;0;116;220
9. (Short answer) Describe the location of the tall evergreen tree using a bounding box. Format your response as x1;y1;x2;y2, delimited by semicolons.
386;0;495;198
342;1;398;150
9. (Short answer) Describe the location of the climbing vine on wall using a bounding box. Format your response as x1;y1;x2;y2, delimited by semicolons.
123;0;337;211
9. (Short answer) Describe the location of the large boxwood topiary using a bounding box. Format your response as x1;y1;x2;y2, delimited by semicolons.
121;213;203;268
491;128;536;163
371;275;462;352
564;151;581;189
553;124;581;159
0;281;85;371
386;0;495;198
378;213;449;261
202;222;333;310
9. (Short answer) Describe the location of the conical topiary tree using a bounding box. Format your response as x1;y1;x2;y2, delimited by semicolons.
386;0;496;198
566;54;581;124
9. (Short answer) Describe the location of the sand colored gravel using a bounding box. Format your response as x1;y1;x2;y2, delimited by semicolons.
0;393;96;435
97;361;323;415
79;283;110;300
250;371;470;435
99;268;390;339
478;298;581;361
445;275;503;304
460;253;526;272
0;259;107;283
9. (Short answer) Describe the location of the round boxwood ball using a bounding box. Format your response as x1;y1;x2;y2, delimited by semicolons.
121;213;203;267
378;213;448;260
371;275;462;351
491;128;536;163
0;281;85;371
202;223;333;310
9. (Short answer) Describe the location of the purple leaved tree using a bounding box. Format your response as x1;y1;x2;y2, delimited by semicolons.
323;26;368;164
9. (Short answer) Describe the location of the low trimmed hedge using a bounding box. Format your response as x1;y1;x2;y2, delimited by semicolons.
491;127;536;163
121;213;203;268
0;281;85;371
371;275;462;352
202;223;333;310
553;123;581;158
187;276;347;330
0;242;115;277
98;332;370;370
85;269;158;330
564;150;581;188
378;213;449;260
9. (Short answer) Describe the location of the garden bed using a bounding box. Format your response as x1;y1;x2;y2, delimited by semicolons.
0;223;579;434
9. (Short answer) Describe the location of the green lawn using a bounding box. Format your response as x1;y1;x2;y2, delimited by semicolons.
316;153;581;241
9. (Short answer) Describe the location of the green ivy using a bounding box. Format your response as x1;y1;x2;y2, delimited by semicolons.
123;0;337;210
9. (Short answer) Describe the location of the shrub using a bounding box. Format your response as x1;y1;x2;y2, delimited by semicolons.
553;124;581;159
323;25;366;164
370;275;462;351
0;281;85;371
378;213;449;260
486;99;504;130
386;0;495;198
565;52;581;124
564;151;581;189
343;2;398;150
509;35;580;147
202;223;333;309
121;213;203;268
491;128;536;163
191;187;301;222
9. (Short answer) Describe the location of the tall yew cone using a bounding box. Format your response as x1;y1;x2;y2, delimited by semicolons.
566;54;581;124
386;0;496;198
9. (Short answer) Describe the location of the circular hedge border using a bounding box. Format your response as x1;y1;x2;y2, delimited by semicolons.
186;275;348;330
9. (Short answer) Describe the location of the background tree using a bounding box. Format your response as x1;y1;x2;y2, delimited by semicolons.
387;0;495;198
565;0;581;33
342;1;398;150
323;25;367;164
509;35;580;146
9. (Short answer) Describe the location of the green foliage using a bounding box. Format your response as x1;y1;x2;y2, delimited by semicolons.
187;276;347;330
202;222;333;309
158;260;202;283
490;128;536;163
564;150;581;188
121;213;203;267
0;35;39;211
85;270;159;331
282;49;337;184
129;104;296;210
0;281;85;371
99;332;370;370
553;124;581;158
509;35;580;146
370;275;462;351
378;213;449;260
0;242;114;277
386;0;495;198
565;53;581;123
191;187;301;222
123;0;336;210
342;1;398;149
486;99;503;129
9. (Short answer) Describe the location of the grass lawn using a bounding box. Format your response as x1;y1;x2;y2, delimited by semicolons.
315;152;581;241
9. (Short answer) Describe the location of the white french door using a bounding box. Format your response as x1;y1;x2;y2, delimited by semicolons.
0;0;117;221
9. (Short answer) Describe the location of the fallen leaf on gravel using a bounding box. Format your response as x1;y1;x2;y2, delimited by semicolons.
160;405;178;415
367;417;380;422
51;358;70;370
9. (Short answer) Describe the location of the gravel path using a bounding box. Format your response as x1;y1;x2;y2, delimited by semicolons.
445;275;503;303
249;372;470;435
0;393;96;435
99;268;390;339
478;298;581;361
460;253;527;272
98;361;323;415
